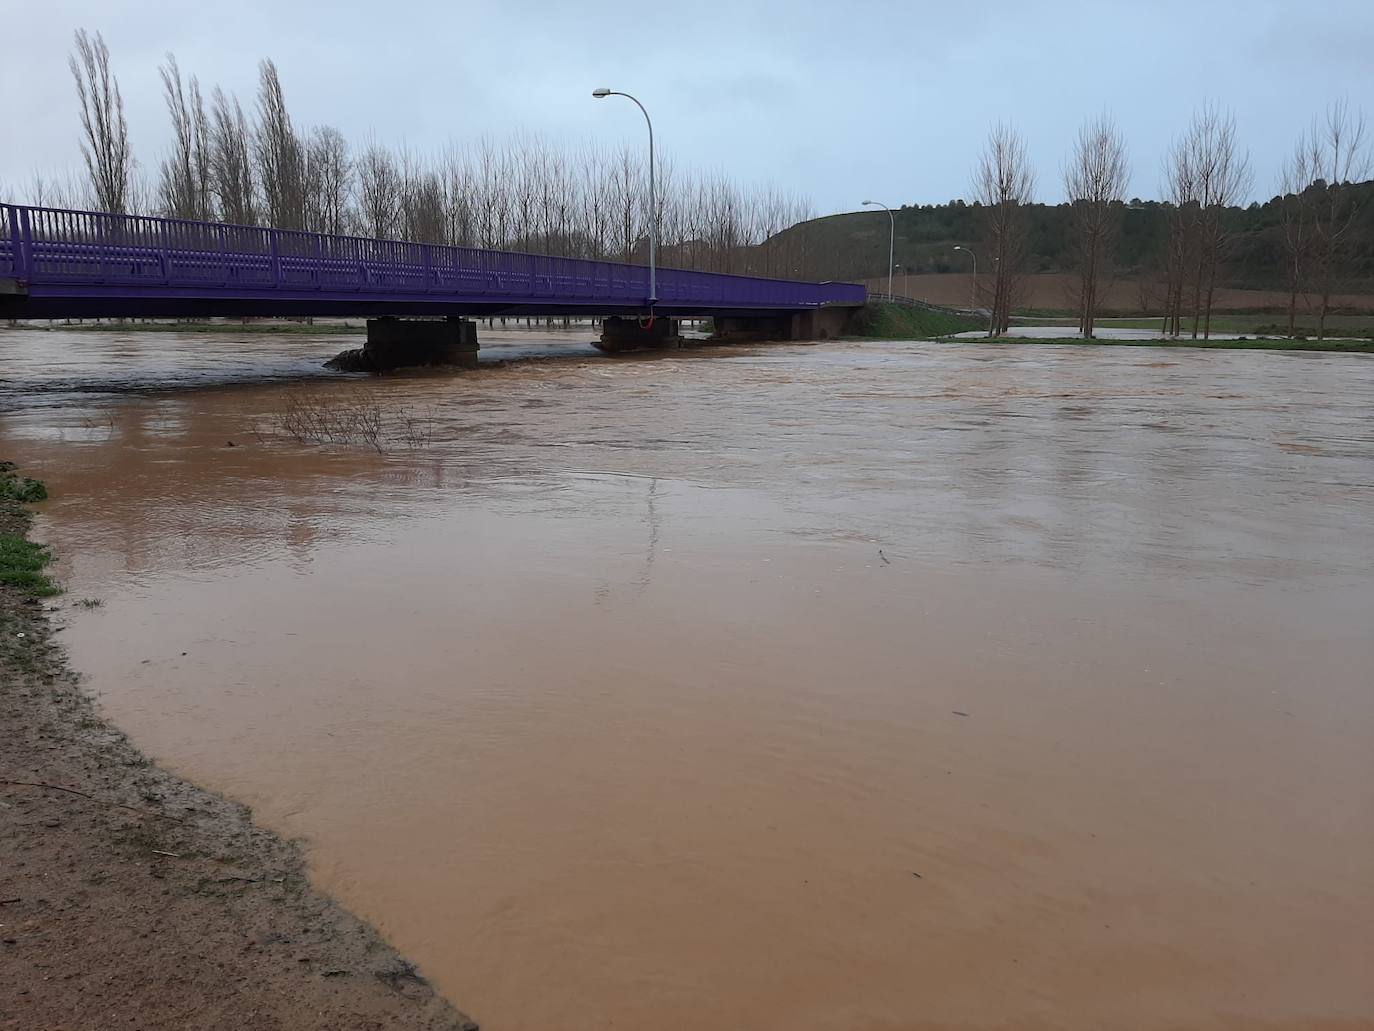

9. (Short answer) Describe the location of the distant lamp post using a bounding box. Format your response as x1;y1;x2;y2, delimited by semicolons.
862;200;894;299
953;245;978;309
593;88;656;306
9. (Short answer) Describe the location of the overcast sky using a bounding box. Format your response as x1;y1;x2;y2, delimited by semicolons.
3;0;1372;215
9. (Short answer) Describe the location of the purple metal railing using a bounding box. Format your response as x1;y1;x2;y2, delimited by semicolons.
0;204;865;311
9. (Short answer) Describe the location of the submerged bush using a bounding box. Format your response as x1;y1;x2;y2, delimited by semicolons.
257;390;435;452
0;462;48;503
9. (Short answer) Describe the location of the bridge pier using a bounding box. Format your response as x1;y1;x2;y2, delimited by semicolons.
595;315;683;354
330;317;478;372
326;318;480;372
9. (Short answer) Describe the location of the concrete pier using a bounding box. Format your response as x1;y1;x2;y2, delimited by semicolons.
364;317;480;370
595;316;684;353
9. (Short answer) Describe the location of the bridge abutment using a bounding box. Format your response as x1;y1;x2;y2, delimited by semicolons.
595;316;683;354
711;307;857;343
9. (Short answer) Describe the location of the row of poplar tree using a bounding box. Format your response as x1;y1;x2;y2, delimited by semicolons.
36;30;818;280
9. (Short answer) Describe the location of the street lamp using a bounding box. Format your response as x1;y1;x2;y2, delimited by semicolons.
593;88;656;306
953;245;978;309
862;200;894;299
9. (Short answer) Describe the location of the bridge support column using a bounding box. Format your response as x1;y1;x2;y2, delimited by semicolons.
364;317;479;369
595;315;683;354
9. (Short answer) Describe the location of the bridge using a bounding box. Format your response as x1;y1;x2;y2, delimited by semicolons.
0;204;865;366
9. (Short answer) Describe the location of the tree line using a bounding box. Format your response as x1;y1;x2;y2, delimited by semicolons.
942;105;1366;339
16;30;817;280
765;107;1370;340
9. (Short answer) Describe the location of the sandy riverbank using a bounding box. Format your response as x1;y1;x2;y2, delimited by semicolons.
0;476;477;1031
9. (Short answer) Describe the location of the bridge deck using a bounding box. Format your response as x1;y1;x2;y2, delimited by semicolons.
0;205;864;320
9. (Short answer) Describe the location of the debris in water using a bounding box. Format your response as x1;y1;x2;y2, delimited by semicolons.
952;711;969;717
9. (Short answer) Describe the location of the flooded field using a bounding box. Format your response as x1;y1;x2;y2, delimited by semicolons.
2;327;1372;1030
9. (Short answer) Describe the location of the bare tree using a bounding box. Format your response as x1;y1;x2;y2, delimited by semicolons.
209;87;256;224
973;123;1036;336
69;29;131;212
51;44;825;279
1160;107;1251;339
1186;105;1252;339
399;151;446;244
126;167;155;216
1063;112;1128;337
24;169;87;209
1162;137;1199;336
156;54;212;219
1277;132;1320;336
254;60;305;229
356;143;401;239
441;145;476;247
304;126;352;234
1306;100;1371;339
578;143;615;260
610;145;643;263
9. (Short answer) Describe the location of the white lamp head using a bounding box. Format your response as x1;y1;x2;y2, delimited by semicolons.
592;88;612;98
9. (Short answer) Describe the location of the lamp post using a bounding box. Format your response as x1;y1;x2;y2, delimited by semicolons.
953;245;978;309
862;200;894;299
593;88;656;306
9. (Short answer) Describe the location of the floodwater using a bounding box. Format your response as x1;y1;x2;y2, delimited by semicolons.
2;326;1372;1030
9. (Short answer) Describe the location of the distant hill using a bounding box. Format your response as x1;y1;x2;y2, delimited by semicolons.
772;183;1374;296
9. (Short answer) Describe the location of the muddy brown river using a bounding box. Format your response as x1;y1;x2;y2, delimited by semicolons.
2;326;1372;1030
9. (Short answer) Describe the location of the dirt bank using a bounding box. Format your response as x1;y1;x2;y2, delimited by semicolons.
0;476;477;1031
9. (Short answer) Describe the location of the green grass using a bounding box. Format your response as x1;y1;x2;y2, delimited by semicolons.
849;302;981;339
0;462;47;503
975;336;1374;353
0;534;59;597
0;464;59;598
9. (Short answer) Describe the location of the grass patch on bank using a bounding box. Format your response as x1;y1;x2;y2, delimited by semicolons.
978;336;1374;353
849;302;981;339
0;463;59;599
0;535;59;597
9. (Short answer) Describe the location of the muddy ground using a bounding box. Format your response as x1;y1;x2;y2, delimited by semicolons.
0;489;477;1030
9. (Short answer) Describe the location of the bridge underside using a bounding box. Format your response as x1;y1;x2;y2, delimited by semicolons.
0;289;853;323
